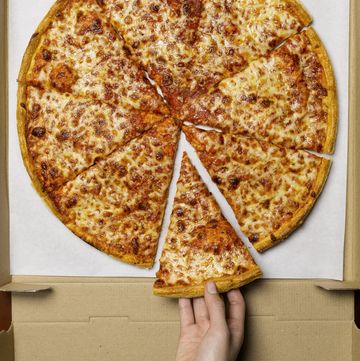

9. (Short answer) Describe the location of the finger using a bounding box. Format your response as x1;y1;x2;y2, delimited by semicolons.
204;281;227;329
226;288;246;328
226;288;246;359
193;297;209;324
178;298;194;330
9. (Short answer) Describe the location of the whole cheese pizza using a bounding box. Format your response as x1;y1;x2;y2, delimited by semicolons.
17;0;337;297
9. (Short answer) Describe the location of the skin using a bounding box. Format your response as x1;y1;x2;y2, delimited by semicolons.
175;282;246;361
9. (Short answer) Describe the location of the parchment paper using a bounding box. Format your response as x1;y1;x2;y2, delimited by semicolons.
9;0;349;278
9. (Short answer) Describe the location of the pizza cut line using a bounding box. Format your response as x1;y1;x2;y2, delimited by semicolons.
17;0;338;296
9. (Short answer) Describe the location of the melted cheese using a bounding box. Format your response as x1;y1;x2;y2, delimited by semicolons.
26;86;163;192
52;119;179;265
104;0;310;108
183;30;330;152
156;154;258;287
27;0;165;112
103;0;198;108
183;126;325;248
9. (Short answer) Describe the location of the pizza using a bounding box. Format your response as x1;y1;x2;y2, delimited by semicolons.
103;0;312;109
17;0;337;294
183;125;331;252
154;153;262;297
51;118;179;267
181;28;337;153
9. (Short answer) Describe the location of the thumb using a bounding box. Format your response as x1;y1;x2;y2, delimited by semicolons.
204;281;227;330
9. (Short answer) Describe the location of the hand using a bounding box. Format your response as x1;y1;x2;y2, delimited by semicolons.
175;282;246;361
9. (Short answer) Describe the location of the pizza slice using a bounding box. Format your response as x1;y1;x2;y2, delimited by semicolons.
20;86;164;193
191;0;312;93
50;118;180;267
23;0;166;113
181;28;337;153
103;0;201;109
154;153;262;297
183;126;331;252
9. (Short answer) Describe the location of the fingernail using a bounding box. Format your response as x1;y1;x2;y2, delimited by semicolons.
206;281;218;294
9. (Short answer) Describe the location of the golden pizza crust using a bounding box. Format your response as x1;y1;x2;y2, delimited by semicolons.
57;219;155;268
253;157;332;252
289;0;313;26
304;27;338;154
17;0;69;85
153;266;262;298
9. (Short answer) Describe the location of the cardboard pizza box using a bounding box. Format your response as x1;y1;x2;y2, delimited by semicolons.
0;0;359;360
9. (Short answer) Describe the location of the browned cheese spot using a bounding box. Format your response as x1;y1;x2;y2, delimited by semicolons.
65;196;78;209
249;233;259;243
131;237;139;254
177;220;185;232
50;64;77;93
31;127;46;138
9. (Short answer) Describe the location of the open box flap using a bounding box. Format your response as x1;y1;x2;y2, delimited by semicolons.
317;281;360;291
0;282;51;293
7;278;358;361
